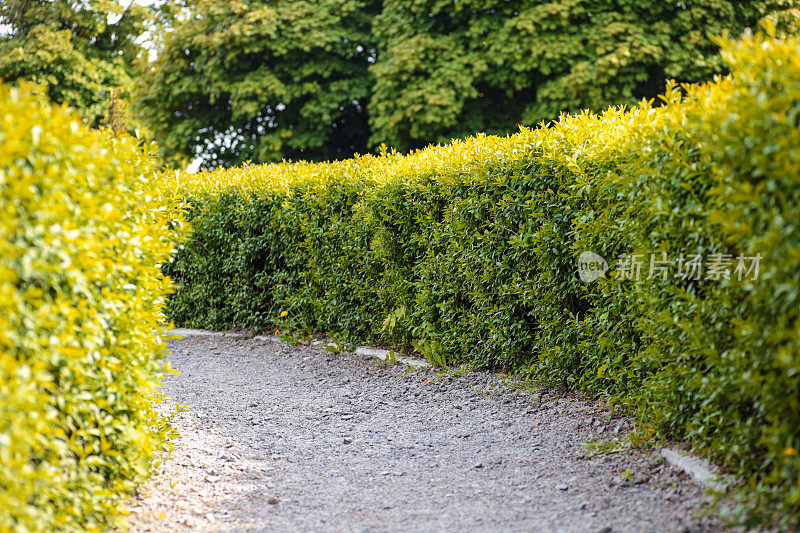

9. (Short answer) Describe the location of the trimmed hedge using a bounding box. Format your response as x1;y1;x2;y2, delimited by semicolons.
0;83;179;530
163;26;800;528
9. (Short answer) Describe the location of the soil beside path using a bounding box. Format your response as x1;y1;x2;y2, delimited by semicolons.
124;334;720;532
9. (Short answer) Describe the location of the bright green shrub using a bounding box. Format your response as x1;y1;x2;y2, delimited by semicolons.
660;28;800;526
162;26;800;528
543;25;800;527
0;83;178;531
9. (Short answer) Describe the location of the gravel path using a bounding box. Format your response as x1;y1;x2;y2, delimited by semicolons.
124;334;721;532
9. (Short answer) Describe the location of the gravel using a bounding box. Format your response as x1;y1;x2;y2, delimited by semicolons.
123;335;722;532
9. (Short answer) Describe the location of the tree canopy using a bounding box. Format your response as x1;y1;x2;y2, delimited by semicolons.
134;0;795;165
0;0;155;127
134;0;379;168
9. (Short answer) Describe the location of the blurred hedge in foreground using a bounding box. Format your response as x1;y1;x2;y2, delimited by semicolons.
0;83;179;530
162;25;800;528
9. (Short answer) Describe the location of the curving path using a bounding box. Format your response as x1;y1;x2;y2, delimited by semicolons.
124;334;720;532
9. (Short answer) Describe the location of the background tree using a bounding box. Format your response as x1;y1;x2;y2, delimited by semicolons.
135;0;796;165
134;0;379;168
369;0;797;152
0;0;153;127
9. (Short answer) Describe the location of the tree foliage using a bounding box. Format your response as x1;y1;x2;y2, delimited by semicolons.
370;0;796;151
134;0;379;168
136;0;796;165
0;0;153;127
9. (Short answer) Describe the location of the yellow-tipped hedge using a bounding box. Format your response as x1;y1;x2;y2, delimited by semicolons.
0;83;179;531
162;25;800;528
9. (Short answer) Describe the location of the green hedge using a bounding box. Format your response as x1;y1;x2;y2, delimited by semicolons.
0;83;179;531
163;25;800;528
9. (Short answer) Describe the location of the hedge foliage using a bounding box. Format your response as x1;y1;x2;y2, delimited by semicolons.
0;83;179;531
163;25;800;528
